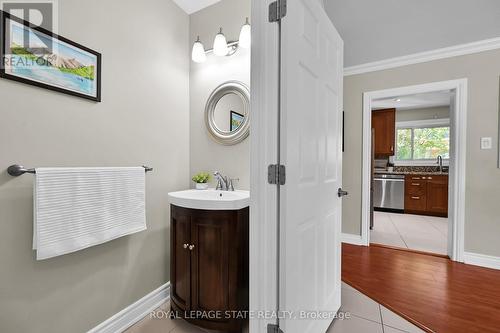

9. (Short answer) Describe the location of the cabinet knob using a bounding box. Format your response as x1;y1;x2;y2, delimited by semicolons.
183;244;189;249
189;245;195;251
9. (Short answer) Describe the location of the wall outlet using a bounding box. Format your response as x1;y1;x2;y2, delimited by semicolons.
480;137;492;150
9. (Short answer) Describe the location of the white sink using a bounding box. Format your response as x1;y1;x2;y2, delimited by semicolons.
168;189;250;210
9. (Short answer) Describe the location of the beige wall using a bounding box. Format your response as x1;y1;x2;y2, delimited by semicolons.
396;106;450;122
343;49;500;257
0;0;190;332
189;0;251;190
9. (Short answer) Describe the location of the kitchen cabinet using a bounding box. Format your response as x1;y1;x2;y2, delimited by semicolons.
170;205;249;332
427;178;449;215
404;174;448;217
372;108;396;156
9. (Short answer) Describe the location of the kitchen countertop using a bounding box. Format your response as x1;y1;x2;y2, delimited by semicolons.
375;170;449;176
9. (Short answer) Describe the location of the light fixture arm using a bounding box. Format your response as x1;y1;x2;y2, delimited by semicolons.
204;40;239;56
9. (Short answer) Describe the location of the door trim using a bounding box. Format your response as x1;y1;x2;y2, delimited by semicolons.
361;79;467;262
249;1;280;333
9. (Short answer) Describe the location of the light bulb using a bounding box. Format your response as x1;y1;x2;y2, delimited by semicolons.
239;17;251;49
191;36;206;63
213;28;228;56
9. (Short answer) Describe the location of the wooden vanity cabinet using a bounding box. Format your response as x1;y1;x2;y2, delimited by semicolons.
372;108;396;156
405;174;448;217
170;205;249;332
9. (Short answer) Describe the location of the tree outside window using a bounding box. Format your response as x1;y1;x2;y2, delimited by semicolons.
396;126;449;161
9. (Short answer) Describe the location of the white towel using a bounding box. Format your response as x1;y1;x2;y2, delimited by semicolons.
33;167;147;260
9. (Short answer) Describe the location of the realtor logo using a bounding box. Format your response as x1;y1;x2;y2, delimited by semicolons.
1;0;58;50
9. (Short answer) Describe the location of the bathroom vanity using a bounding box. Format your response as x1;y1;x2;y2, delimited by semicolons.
168;190;249;332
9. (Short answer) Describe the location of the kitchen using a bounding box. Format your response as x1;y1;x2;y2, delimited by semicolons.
370;91;451;255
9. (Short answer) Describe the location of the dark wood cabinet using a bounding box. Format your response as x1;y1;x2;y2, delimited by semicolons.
404;174;448;217
170;205;249;332
427;178;449;215
171;213;191;312
372;108;396;156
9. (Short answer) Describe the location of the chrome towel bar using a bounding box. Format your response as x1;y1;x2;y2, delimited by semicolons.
7;164;153;177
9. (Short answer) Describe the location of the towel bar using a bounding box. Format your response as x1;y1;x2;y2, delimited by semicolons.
7;164;153;177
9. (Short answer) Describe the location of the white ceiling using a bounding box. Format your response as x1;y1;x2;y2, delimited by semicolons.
325;0;500;67
372;91;452;111
172;0;221;14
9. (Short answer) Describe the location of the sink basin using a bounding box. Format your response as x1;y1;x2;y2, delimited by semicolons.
168;189;250;210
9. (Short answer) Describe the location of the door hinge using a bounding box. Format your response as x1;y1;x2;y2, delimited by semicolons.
268;164;286;185
267;323;284;333
269;0;287;22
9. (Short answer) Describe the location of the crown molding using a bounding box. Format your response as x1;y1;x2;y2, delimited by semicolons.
344;37;500;76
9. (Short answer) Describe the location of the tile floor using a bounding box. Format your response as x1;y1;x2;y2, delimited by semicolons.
126;282;425;333
370;211;448;255
327;283;425;333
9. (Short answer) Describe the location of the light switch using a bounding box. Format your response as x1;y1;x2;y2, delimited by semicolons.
480;137;492;150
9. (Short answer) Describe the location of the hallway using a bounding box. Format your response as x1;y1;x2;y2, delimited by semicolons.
342;243;500;332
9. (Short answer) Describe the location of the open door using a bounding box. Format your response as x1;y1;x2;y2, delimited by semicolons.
279;0;344;332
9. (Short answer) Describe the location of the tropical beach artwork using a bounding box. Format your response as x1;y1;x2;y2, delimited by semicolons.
1;13;101;101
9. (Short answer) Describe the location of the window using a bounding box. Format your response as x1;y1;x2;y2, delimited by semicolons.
396;123;450;161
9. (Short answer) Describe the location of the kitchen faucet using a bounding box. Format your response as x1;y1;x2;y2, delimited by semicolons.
437;155;443;173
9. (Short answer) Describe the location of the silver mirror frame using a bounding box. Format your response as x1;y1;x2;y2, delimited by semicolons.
205;81;250;145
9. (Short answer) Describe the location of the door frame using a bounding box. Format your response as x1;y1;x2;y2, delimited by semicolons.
361;79;468;262
249;1;279;333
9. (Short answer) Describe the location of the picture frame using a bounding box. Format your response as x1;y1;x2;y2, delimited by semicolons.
0;10;101;102
230;111;244;132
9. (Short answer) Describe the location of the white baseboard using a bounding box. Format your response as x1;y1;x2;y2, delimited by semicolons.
464;252;500;271
342;233;366;246
88;282;170;333
344;37;500;76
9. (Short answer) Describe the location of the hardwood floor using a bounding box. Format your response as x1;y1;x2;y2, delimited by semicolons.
342;243;500;333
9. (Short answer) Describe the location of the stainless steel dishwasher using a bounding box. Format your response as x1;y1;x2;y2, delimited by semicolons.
373;174;405;211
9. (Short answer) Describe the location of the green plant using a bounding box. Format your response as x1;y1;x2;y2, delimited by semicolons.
192;172;211;184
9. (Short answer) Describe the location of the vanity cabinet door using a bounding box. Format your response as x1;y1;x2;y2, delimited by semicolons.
170;207;192;312
190;211;232;318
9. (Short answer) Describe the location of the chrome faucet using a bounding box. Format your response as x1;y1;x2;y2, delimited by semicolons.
214;171;238;191
214;171;229;191
437;155;443;173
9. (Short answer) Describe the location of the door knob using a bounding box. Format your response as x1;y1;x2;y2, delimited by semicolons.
338;188;349;198
183;244;189;249
189;245;195;251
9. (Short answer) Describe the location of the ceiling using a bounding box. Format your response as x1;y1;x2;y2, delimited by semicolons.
325;0;500;67
372;91;452;111
172;0;221;14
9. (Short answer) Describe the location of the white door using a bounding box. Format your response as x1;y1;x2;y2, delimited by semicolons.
279;0;344;332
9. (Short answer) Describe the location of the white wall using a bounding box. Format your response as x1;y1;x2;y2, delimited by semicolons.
396;106;450;122
189;0;251;190
0;0;190;332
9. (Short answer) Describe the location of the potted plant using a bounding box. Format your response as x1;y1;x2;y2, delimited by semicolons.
192;172;211;190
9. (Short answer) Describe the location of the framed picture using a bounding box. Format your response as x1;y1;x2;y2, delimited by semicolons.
230;111;244;132
1;11;101;102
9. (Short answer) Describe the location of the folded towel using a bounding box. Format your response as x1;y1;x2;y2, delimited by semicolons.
34;167;147;260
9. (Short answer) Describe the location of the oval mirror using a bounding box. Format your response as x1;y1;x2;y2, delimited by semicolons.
205;81;250;145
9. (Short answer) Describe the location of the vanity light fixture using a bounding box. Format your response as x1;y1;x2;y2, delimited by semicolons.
238;17;251;49
191;36;207;63
213;27;229;56
191;18;251;63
